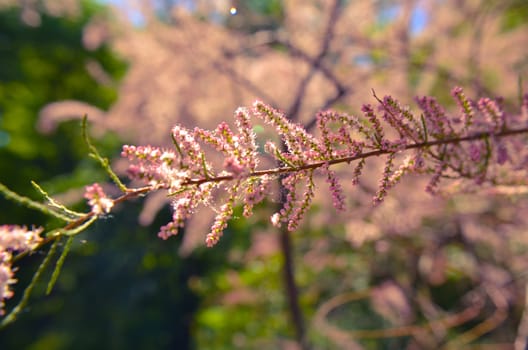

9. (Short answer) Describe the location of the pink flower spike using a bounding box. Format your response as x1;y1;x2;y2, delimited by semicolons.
324;167;345;211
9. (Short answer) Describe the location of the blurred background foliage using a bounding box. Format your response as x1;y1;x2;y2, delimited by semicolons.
0;0;528;349
0;1;123;183
0;2;220;349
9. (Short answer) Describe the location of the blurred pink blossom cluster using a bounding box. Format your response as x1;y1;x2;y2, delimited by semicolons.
84;183;114;215
0;225;43;315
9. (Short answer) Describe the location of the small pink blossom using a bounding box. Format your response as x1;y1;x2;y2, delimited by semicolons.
84;183;114;215
158;221;179;240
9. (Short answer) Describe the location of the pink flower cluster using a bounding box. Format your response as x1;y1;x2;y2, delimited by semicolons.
84;183;114;215
0;225;43;315
120;88;528;246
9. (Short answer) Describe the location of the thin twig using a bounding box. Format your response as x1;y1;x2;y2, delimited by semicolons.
182;126;528;187
81;115;128;193
11;186;153;262
0;240;60;328
0;182;72;222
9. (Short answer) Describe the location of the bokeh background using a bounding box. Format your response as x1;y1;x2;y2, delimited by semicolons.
1;0;528;349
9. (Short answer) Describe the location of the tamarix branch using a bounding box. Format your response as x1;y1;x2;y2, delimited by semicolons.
1;87;528;325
